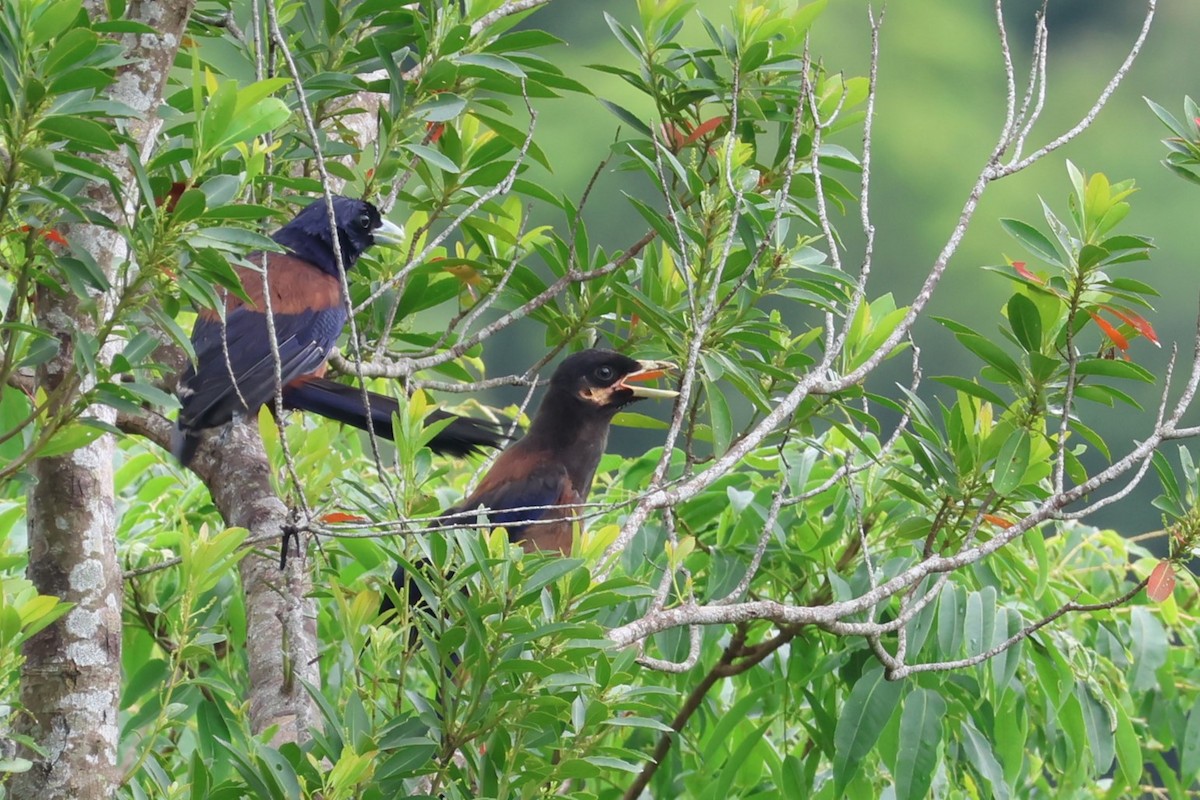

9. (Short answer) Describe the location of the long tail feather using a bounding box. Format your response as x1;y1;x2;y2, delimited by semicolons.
281;377;503;456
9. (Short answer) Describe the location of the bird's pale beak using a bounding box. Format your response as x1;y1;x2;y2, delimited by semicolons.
373;218;406;246
619;359;680;399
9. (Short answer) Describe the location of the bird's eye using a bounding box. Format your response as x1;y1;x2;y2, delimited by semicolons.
595;365;615;383
357;212;372;229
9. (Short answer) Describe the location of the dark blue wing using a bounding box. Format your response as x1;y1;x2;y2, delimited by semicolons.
445;455;573;541
177;303;346;432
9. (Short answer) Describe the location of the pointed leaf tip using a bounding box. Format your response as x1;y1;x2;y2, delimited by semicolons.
1088;311;1130;351
1108;306;1160;347
1013;261;1043;284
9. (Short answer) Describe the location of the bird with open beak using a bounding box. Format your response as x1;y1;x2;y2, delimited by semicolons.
384;348;678;615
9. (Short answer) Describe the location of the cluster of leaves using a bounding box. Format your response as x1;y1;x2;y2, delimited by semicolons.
0;0;135;482
1146;95;1200;186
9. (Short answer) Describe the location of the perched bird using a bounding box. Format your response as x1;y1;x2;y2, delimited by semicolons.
384;349;678;617
173;196;501;465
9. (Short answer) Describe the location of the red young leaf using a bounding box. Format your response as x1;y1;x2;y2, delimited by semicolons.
426;122;446;143
19;225;67;246
1088;311;1130;351
982;514;1013;529
683;116;727;146
1012;261;1043;284
1106;306;1160;346
319;512;367;524
1146;559;1176;602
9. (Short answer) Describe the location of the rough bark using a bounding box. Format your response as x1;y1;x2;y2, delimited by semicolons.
12;2;193;798
16;368;122;800
194;425;320;743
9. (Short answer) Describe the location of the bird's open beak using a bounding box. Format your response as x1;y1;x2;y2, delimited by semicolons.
373;218;406;246
618;359;680;399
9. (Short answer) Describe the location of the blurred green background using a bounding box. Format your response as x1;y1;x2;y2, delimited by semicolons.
488;0;1197;538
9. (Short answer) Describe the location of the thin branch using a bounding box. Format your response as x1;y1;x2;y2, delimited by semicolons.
886;578;1149;679
991;0;1157;178
267;0;397;510
620;625;796;800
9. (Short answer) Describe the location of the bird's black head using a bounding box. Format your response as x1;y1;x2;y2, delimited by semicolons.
271;196;405;276
548;349;679;417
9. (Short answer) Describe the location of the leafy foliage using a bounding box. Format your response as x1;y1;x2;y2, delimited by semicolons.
4;0;1200;798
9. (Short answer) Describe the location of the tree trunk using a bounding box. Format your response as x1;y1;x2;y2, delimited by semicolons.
12;2;193;798
201;424;321;743
15;376;122;799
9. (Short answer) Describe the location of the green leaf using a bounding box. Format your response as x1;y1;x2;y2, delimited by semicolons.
964;586;997;658
1113;703;1142;791
0;758;33;774
1127;607;1167;693
376;741;437;777
39;422;104;458
612;411;669;430
171;189;206;223
455;53;526;77
213;738;282;800
48;66;110;94
598;99;652;137
833;666;903;794
1076;682;1114;775
1072;358;1155;383
1000;218;1063;265
936;583;963;658
603;12;645;60
518;557;582;601
188;227;279;252
892;688;945;800
961;720;1010;799
0;388;33;463
992;427;1031;495
931;375;1007;406
213;96;289;152
401;143;461;173
414;92;466;122
1153;450;1183;511
711;720;772;799
705;377;732;455
1146;96;1189;138
954;332;1023;384
700;686;770;765
31;0;82;45
43;27;98;75
1007;293;1042;353
1181;694;1200;780
37;115;116;150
